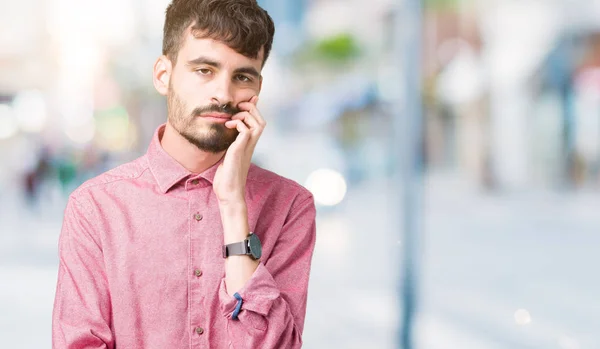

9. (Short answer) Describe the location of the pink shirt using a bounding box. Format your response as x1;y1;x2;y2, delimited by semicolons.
52;124;317;349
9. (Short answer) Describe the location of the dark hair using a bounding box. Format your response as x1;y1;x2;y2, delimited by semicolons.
163;0;275;67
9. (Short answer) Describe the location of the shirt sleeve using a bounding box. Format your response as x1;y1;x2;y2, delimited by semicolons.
52;195;114;349
218;193;317;349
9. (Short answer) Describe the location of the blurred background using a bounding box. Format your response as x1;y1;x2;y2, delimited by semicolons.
1;0;599;348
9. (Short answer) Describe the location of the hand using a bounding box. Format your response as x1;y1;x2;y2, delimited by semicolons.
213;96;265;205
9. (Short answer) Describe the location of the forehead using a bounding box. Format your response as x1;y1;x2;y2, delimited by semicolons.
177;29;264;69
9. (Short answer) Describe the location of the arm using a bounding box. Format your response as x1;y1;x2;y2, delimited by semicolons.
213;97;316;347
52;195;114;349
218;193;316;349
220;201;259;295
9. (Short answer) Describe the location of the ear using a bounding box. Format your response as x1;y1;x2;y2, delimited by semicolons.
153;55;172;96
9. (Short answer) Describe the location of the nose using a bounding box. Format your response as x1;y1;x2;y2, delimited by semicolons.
211;74;233;106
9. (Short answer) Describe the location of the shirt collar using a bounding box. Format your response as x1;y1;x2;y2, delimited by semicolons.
147;123;224;193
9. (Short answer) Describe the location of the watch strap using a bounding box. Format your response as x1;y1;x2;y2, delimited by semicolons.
222;240;249;258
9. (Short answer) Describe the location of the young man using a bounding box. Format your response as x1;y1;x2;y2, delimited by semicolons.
52;1;316;348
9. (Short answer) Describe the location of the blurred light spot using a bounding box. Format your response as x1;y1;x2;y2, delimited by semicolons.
13;90;48;133
317;215;350;265
558;334;580;349
0;104;18;140
436;43;485;105
65;120;95;144
397;240;402;245
514;309;531;325
95;106;132;151
305;169;347;206
482;1;559;87
60;97;94;130
47;0;136;46
59;42;103;85
306;2;353;39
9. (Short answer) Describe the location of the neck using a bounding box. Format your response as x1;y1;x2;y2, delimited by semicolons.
160;121;225;174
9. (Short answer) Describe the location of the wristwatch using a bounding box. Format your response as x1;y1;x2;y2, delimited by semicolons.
222;233;262;260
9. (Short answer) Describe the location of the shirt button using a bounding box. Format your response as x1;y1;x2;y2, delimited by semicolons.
191;179;200;185
194;269;203;277
195;327;204;335
194;213;203;221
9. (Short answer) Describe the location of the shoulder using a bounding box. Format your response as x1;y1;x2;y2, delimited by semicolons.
247;163;313;203
69;155;150;201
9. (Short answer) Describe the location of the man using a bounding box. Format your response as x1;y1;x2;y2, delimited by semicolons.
52;1;316;348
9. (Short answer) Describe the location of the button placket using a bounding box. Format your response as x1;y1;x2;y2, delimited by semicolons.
189;189;209;343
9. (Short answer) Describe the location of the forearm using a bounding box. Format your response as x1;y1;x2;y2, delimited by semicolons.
219;201;259;295
217;193;315;348
226;295;303;349
218;263;306;349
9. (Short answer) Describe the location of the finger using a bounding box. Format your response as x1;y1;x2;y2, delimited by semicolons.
239;96;261;115
225;119;249;133
225;119;251;144
237;101;257;113
237;101;266;127
230;115;262;153
231;111;261;131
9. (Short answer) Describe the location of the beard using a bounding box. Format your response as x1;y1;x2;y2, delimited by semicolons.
167;87;240;153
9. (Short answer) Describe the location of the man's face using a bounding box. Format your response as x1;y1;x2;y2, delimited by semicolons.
165;29;263;153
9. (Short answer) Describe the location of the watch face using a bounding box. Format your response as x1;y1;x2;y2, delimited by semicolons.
248;233;262;259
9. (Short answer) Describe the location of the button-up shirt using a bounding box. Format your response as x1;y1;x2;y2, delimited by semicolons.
52;124;317;349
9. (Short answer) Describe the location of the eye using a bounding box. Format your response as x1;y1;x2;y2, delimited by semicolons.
196;68;212;75
235;75;252;83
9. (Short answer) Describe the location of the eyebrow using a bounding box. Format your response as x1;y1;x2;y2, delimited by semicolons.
186;56;221;68
186;56;261;79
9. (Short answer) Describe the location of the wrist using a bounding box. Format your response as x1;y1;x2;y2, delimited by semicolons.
219;201;249;244
218;199;247;215
218;195;246;209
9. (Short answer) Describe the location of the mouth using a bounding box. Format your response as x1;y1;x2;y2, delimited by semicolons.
197;112;232;123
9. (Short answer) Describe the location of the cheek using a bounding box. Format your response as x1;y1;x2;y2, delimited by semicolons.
173;75;196;98
174;75;210;106
234;87;260;104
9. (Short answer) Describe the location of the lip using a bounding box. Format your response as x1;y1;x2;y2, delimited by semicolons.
198;113;232;122
201;112;231;119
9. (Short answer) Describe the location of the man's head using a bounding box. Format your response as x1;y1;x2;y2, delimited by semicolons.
153;0;275;153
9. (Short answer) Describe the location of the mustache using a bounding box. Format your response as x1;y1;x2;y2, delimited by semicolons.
191;104;241;117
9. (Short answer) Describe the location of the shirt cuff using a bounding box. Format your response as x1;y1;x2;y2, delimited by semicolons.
232;293;243;320
219;262;281;319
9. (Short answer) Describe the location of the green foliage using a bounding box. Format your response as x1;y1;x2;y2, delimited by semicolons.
294;33;362;66
424;0;462;10
313;33;361;61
